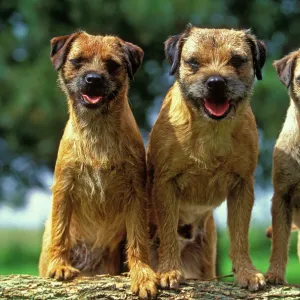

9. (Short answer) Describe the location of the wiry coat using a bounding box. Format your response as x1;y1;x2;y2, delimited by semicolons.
39;31;157;299
147;26;266;291
266;51;300;284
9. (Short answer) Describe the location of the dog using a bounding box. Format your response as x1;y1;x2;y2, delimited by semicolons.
266;50;300;284
38;31;157;299
147;25;266;291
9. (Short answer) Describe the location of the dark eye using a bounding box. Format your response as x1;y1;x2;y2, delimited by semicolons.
69;57;85;68
106;59;121;73
229;55;248;68
185;58;199;71
296;76;300;83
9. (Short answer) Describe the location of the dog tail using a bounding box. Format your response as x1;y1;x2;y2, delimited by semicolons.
265;225;273;239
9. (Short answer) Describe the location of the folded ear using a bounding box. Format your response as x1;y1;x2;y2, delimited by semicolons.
245;33;267;80
165;24;193;76
50;32;81;70
122;42;144;80
273;51;298;88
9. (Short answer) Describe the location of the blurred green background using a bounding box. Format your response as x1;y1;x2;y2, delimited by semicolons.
0;0;299;284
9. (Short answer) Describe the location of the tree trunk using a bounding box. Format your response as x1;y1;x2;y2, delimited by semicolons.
0;274;300;299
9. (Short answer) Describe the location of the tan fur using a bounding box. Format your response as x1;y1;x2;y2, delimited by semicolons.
147;26;266;291
266;223;300;262
266;51;300;284
39;31;157;299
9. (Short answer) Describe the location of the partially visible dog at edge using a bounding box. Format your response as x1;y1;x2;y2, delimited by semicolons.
38;31;157;299
265;50;300;284
147;25;267;291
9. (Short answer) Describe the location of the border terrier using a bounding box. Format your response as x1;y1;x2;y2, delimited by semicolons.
266;50;300;284
147;25;266;291
39;31;157;298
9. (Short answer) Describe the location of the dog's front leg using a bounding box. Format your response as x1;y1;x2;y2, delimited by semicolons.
47;174;79;280
153;179;183;289
227;177;265;291
126;191;158;299
265;192;292;284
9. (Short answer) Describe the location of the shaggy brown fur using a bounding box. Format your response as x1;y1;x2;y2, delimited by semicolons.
147;25;266;291
266;224;300;263
266;50;300;284
39;31;157;299
266;224;298;239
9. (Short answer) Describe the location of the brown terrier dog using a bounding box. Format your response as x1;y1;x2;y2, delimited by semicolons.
266;50;300;284
39;31;157;299
147;25;266;291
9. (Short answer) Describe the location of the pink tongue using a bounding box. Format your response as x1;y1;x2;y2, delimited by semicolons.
82;94;103;104
204;99;230;117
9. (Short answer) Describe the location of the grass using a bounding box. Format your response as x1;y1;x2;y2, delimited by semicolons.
0;227;298;284
0;229;42;275
217;227;300;284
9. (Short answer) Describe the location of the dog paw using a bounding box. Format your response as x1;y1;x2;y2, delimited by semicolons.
235;268;265;291
158;269;183;289
48;265;79;281
131;267;158;299
265;271;286;285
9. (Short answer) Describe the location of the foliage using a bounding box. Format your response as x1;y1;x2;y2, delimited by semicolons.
1;0;300;205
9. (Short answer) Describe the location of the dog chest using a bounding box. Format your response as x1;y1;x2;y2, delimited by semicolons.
173;164;233;207
71;163;132;210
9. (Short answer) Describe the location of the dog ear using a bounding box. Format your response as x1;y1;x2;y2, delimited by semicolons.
123;42;144;80
273;52;298;88
245;33;267;80
50;32;80;70
165;24;193;76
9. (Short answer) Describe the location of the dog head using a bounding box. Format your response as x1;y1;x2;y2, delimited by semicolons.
50;31;143;112
165;25;266;120
273;50;300;102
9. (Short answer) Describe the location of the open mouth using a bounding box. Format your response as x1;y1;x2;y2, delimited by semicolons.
203;98;232;120
81;94;103;105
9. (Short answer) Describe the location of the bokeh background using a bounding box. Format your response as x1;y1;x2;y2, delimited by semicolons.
0;0;299;282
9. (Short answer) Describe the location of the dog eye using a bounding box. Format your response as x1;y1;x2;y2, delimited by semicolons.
296;76;300;83
229;55;248;68
69;57;85;67
185;58;199;71
106;60;121;73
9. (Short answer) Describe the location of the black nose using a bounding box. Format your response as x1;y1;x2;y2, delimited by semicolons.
85;73;102;85
206;76;226;90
